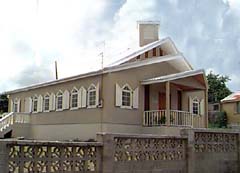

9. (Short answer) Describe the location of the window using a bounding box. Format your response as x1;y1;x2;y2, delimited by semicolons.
237;102;240;114
145;51;148;58
115;83;139;109
122;85;132;108
159;48;163;56
13;102;18;112
71;88;78;109
56;91;63;110
88;85;96;107
192;98;199;115
153;48;156;56
43;94;50;112
33;96;38;112
213;104;219;111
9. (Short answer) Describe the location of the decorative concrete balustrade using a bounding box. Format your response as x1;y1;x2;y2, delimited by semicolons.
0;140;102;173
0;129;240;173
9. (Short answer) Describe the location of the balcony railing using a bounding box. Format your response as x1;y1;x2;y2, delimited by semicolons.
143;110;205;128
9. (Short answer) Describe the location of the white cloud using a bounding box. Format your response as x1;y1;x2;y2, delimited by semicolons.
0;0;239;93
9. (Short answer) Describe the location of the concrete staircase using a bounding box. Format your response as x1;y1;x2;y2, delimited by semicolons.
0;112;30;138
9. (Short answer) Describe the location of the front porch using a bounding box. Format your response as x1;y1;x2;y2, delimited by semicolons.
141;70;208;128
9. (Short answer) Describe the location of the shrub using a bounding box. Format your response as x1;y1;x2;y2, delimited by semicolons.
216;111;228;128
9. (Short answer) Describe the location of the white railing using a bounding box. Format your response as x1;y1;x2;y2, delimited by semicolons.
143;110;205;128
170;110;193;127
143;110;166;126
0;112;30;132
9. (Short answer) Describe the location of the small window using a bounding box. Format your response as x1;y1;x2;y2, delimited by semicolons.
159;48;163;56
56;91;63;110
13;102;18;112
192;98;199;115
237;102;240;114
213;104;219;111
145;52;148;58
71;88;78;108
122;85;131;107
43;94;50;111
88;85;96;107
33;96;38;112
153;48;156;56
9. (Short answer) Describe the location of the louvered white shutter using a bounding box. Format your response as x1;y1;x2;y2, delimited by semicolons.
95;83;99;107
200;99;205;115
115;83;122;107
28;97;32;112
81;87;87;108
133;87;139;109
17;99;21;112
10;100;14;112
63;90;70;110
25;97;32;113
49;93;55;111
37;95;43;112
78;88;83;108
189;96;193;113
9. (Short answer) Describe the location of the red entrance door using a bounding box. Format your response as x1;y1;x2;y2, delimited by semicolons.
159;93;166;110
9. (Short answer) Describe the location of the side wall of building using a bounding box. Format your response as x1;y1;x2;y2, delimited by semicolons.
222;102;240;126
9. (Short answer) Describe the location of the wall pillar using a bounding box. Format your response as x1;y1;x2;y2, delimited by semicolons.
205;89;208;128
166;81;170;126
180;129;195;173
97;133;114;173
0;140;8;172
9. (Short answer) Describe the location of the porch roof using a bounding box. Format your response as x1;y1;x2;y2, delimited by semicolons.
141;69;207;89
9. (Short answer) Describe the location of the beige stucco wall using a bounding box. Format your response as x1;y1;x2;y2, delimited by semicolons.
101;61;179;128
8;60;198;140
182;90;205;112
222;102;240;125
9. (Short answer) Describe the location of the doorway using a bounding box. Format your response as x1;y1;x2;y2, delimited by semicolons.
158;93;166;110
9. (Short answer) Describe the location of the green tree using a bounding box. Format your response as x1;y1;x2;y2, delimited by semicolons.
0;93;8;114
207;71;232;103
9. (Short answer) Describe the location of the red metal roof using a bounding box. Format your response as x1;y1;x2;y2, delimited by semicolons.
221;91;240;103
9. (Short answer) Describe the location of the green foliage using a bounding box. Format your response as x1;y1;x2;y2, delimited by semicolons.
207;71;232;103
0;93;8;113
211;111;228;128
159;116;166;124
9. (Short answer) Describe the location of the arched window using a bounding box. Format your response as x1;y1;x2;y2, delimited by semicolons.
56;91;63;110
192;98;200;115
43;94;50;112
13;98;20;112
88;84;96;107
122;85;132;108
71;88;78;108
33;96;38;112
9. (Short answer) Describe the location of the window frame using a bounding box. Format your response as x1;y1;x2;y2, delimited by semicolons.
237;101;240;114
32;96;38;113
56;91;63;111
121;84;132;109
43;94;50;112
13;99;19;113
70;88;78;110
88;84;97;108
192;98;200;115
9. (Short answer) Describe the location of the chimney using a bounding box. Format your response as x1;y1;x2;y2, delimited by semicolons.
138;21;160;47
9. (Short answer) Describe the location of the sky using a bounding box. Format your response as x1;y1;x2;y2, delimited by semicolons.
0;0;239;93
